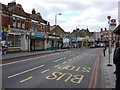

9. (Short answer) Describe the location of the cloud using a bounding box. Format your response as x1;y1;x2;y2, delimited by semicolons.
0;0;119;32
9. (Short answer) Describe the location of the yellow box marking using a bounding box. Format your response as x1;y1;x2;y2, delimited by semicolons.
41;69;50;74
20;76;32;83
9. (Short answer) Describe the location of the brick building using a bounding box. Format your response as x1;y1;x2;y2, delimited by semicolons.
100;28;119;46
0;1;50;52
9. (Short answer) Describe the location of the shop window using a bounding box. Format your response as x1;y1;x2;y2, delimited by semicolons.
8;34;21;47
8;34;14;47
15;35;21;47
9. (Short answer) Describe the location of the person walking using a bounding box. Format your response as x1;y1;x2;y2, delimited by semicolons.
103;45;107;57
113;41;120;89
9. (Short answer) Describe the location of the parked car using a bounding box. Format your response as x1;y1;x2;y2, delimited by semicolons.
89;44;95;48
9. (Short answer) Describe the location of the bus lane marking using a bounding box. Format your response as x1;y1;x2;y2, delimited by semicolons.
54;65;60;68
19;76;33;83
41;69;50;74
45;72;84;84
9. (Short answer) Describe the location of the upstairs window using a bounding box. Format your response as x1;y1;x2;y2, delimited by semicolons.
21;19;25;29
17;18;21;28
13;17;16;27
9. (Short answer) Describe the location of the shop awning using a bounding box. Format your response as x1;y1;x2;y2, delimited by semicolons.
113;25;120;35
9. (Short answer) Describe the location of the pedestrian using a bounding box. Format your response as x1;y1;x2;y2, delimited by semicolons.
113;41;120;89
103;45;107;57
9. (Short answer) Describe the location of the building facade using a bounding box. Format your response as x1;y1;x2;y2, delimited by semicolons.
0;1;50;52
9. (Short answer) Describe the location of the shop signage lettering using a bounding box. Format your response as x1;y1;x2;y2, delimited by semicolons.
31;32;44;38
9;29;27;34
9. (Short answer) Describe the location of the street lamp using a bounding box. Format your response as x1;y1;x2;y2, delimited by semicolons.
55;13;62;25
75;25;80;48
54;13;62;51
107;16;112;66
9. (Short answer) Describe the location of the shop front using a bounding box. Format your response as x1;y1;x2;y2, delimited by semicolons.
7;28;29;52
69;36;78;48
63;37;69;49
47;35;60;50
30;32;45;51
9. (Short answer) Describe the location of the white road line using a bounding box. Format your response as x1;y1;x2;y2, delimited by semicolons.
8;65;45;79
2;50;71;66
53;57;66;62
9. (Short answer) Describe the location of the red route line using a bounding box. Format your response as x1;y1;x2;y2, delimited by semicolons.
88;54;98;89
93;55;100;88
88;52;102;89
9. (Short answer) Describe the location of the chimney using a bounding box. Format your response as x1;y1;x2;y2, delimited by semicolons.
100;28;103;32
32;8;36;14
105;28;107;31
8;1;16;7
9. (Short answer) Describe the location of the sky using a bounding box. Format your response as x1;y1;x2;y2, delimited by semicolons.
0;0;119;32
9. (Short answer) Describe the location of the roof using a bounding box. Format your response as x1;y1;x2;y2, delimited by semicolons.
50;25;56;31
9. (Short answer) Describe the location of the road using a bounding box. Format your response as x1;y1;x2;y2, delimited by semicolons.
2;48;102;88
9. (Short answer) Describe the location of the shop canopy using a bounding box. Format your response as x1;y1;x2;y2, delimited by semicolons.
113;25;120;35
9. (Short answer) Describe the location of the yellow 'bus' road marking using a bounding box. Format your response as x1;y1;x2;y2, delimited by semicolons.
41;69;50;74
20;76;32;83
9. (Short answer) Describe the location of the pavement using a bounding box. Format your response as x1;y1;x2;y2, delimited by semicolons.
1;47;116;88
2;49;69;60
99;48;116;88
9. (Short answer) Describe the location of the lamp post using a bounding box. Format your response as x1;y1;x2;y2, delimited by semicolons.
107;16;112;66
54;13;62;51
55;13;62;25
75;25;80;48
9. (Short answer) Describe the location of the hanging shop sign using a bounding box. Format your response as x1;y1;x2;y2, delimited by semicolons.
31;32;44;39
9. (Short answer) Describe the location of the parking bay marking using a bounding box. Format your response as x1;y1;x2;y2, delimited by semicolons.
8;65;45;78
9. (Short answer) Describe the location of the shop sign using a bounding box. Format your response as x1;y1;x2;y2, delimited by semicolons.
8;29;27;34
31;32;44;39
49;36;59;39
69;36;77;40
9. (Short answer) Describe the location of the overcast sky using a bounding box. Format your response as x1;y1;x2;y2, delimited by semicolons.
0;0;119;32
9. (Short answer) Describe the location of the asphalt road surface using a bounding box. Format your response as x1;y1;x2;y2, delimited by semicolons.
2;48;103;88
